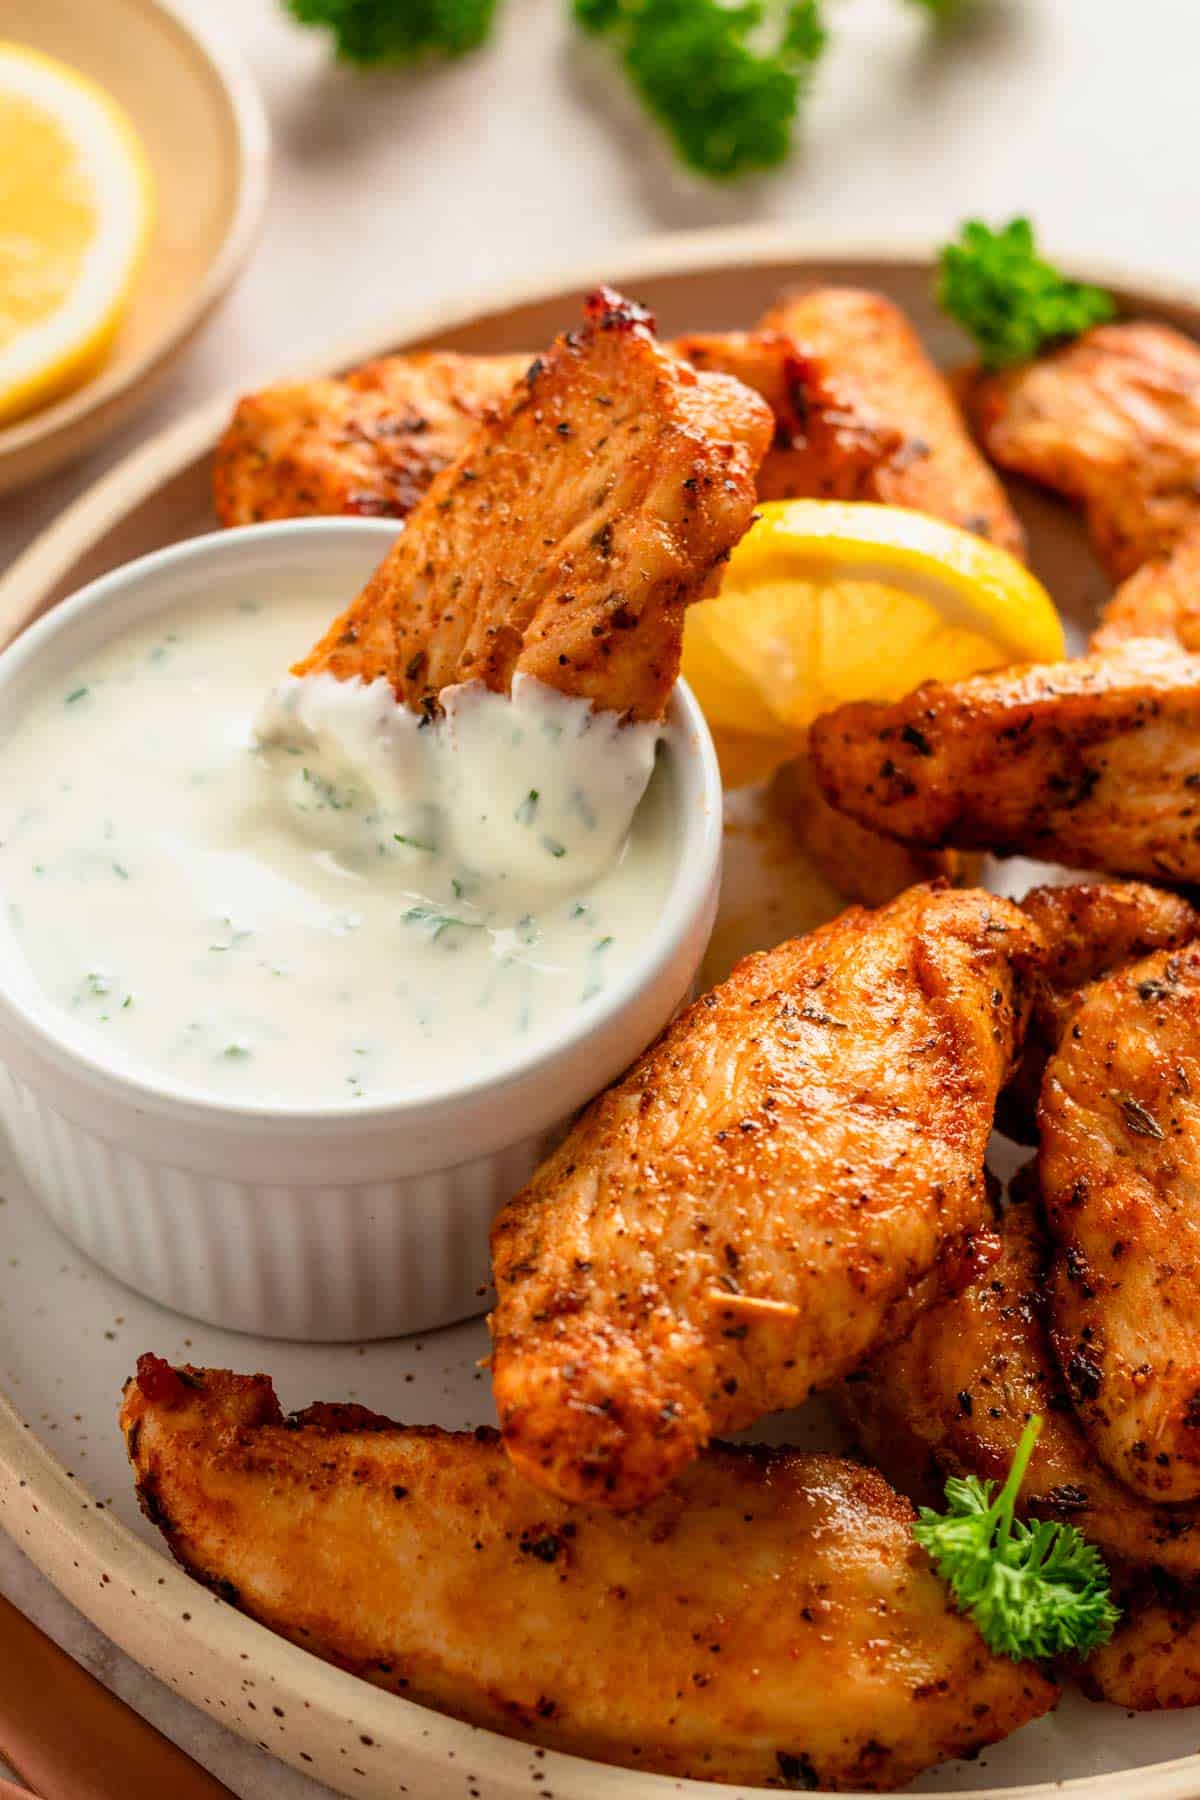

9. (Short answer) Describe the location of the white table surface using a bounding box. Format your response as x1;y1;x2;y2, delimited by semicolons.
2;0;1199;1792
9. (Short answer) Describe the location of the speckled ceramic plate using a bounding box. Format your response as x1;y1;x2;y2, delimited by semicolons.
4;230;1200;1800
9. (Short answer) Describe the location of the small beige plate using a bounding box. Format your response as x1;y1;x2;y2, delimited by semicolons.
4;230;1200;1800
0;0;269;494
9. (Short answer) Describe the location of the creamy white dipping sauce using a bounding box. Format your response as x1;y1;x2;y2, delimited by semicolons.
0;587;677;1106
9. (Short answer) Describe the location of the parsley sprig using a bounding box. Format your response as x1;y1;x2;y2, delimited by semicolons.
938;217;1117;370
284;0;972;181
913;1416;1120;1661
574;0;826;182
285;0;498;64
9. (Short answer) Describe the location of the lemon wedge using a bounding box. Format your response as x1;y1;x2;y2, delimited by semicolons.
0;43;153;426
683;500;1065;786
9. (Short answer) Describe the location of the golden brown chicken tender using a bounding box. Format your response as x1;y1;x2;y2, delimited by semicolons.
1021;881;1200;1000
838;1181;1200;1582
1081;1581;1200;1710
121;1356;1056;1793
490;883;1041;1511
677;327;906;508
759;287;1026;557
293;289;773;724
214;351;531;527
769;747;972;907
809;640;1200;883
1040;940;1200;1503
998;881;1200;1143
966;321;1200;580
1092;522;1200;654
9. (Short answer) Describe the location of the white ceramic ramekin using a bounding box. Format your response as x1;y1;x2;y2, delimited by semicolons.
0;520;722;1341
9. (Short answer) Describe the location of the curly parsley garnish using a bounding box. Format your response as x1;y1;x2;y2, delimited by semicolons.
284;0;498;63
938;217;1117;370
573;0;826;181
284;0;973;181
913;1415;1120;1660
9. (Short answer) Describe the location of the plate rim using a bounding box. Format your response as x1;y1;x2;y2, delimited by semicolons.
0;0;271;472
5;225;1200;1800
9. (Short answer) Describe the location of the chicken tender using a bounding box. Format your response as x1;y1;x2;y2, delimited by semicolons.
1021;881;1200;1000
966;321;1200;580
759;287;1026;557
490;883;1040;1510
838;1182;1200;1581
999;882;1200;1142
677;328;905;508
1082;1581;1200;1710
809;640;1200;883
769;748;972;907
1040;940;1200;1503
120;1357;1055;1793
1092;523;1200;654
293;289;773;723
214;352;531;527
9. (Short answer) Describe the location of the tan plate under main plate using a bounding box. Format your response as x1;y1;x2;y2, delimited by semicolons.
4;229;1200;1800
0;0;269;494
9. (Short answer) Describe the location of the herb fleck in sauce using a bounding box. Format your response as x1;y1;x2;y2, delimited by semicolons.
0;589;677;1105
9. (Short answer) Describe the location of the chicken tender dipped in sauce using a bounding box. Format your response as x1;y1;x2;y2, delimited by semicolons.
292;288;773;724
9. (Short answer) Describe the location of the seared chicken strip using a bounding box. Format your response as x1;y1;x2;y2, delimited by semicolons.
1022;881;1200;1002
966;321;1200;581
838;1181;1200;1581
758;288;1026;557
679;327;890;502
679;327;938;517
810;639;1200;883
768;749;972;907
999;881;1200;1142
213;352;530;526
293;290;772;723
1092;522;1200;654
1040;940;1200;1503
1082;1581;1200;1709
490;883;1041;1510
121;1358;1055;1793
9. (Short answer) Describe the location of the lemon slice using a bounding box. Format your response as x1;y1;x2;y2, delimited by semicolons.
683;500;1066;786
0;43;153;426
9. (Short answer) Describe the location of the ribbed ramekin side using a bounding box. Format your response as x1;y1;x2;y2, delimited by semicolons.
0;1068;556;1341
